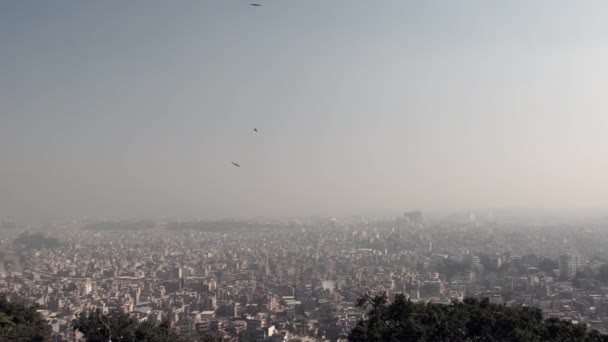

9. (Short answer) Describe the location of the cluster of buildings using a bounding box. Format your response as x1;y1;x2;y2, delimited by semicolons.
1;213;608;341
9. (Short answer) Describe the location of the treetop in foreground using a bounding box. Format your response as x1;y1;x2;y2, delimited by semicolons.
0;294;49;341
349;293;608;342
73;309;225;342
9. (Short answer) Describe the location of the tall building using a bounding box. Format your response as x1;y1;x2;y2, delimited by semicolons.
559;253;587;278
234;303;240;317
404;211;426;227
83;279;93;296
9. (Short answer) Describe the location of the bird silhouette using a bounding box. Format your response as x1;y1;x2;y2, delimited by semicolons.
232;162;241;168
254;128;258;132
250;3;262;6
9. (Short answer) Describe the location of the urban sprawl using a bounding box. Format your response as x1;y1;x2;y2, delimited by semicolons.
1;212;607;341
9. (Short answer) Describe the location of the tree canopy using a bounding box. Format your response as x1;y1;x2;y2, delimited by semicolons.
597;264;608;283
349;293;608;342
73;309;225;342
538;258;559;274
73;309;184;342
0;294;49;341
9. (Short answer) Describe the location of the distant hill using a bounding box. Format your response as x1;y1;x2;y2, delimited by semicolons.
1;219;17;230
165;220;267;232
82;220;156;231
14;231;60;250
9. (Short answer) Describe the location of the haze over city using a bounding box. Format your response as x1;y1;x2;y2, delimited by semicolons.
2;0;608;222
7;2;608;342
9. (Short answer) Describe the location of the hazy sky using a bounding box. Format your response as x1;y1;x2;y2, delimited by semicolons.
2;1;608;221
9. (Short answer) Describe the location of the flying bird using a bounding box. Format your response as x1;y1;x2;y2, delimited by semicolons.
232;162;241;168
254;128;258;132
250;3;262;6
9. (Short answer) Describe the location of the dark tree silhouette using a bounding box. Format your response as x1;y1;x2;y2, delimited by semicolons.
597;264;608;283
0;294;49;341
73;309;184;342
538;258;559;274
73;309;225;342
349;293;608;342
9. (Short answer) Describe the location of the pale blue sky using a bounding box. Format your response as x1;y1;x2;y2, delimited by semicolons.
2;1;608;221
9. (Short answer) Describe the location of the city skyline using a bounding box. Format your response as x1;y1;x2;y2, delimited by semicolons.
3;214;608;341
4;2;608;340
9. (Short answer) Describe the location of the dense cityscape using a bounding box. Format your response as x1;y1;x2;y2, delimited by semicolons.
5;0;608;341
3;212;608;341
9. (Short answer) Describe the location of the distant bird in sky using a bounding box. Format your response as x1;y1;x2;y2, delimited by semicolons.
232;162;241;168
254;128;258;132
250;3;262;6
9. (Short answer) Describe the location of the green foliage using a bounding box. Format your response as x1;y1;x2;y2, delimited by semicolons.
314;304;338;339
198;332;225;342
238;329;260;342
0;294;49;341
215;304;233;317
597;264;608;283
538;258;559;274
318;304;336;325
435;258;468;280
349;293;608;342
73;309;184;342
183;329;225;342
245;304;258;316
479;253;499;272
